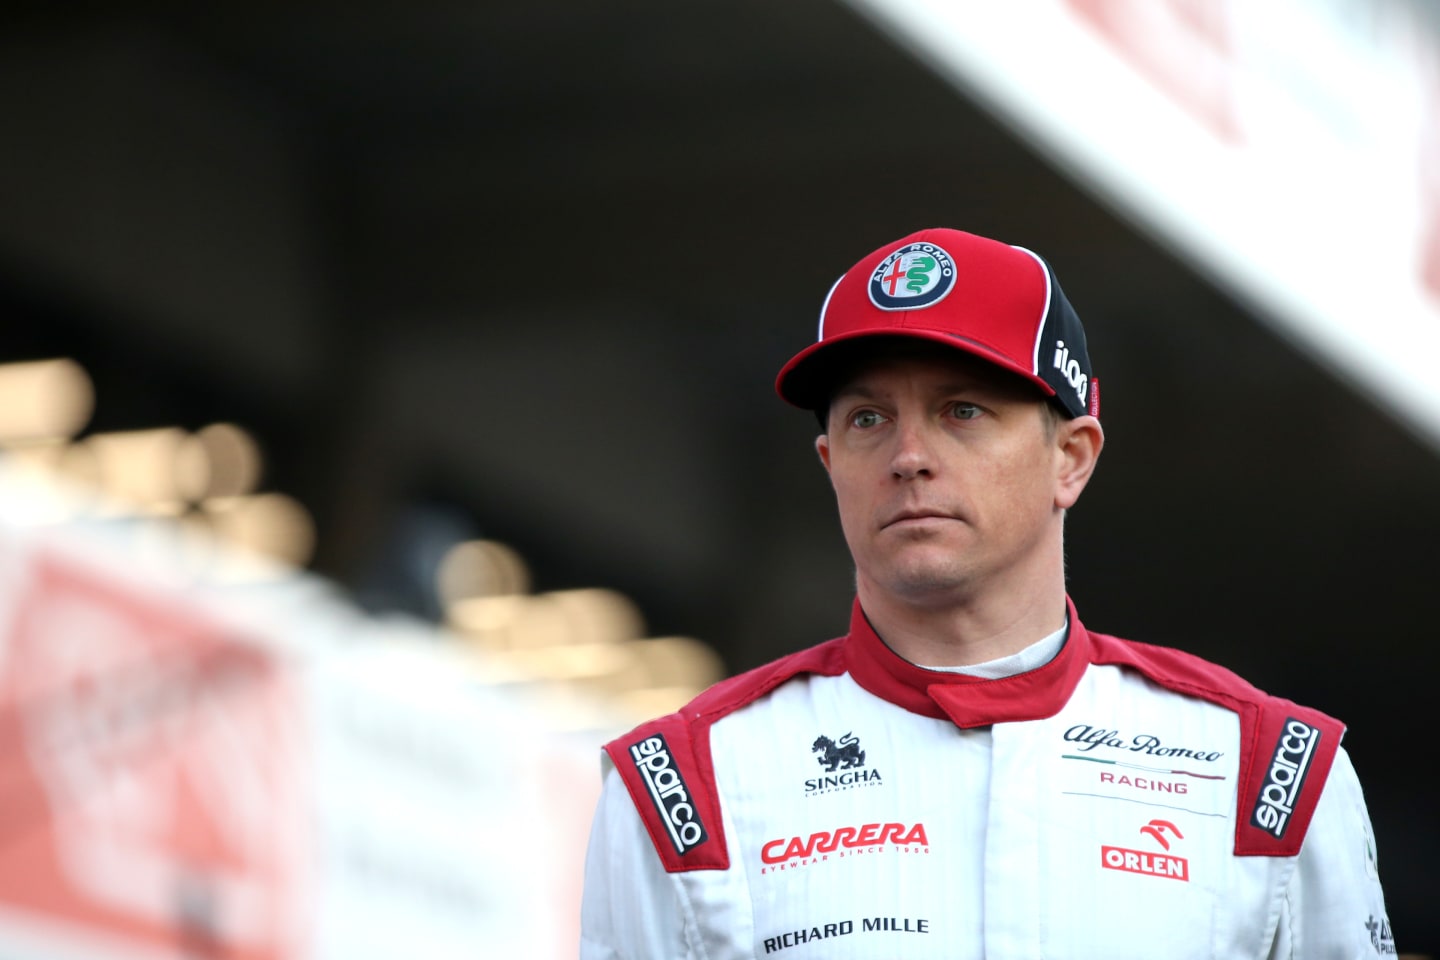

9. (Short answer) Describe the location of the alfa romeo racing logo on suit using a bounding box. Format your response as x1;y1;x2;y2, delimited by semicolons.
868;242;956;310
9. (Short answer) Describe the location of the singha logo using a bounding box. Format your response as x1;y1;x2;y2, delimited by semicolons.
812;732;866;773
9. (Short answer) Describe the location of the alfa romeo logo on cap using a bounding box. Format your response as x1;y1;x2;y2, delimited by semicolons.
868;242;956;311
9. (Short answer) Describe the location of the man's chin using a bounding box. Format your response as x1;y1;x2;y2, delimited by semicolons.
875;563;976;605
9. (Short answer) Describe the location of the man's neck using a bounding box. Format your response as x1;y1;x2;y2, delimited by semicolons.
856;574;1068;669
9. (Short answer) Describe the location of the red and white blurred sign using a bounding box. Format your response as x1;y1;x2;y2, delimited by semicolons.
0;542;309;960
0;474;605;960
847;0;1440;450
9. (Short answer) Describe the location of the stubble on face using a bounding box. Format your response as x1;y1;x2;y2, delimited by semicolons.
820;350;1065;612
866;422;1056;606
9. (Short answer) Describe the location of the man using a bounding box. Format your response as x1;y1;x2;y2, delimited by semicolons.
580;228;1393;958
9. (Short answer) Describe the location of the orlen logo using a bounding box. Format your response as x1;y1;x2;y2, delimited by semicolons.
762;822;928;865
1100;819;1189;882
1250;718;1320;839
629;734;708;855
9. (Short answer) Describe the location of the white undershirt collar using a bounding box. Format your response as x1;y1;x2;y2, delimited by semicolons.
918;616;1069;679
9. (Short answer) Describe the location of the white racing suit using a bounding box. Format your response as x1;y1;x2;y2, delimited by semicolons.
581;598;1393;959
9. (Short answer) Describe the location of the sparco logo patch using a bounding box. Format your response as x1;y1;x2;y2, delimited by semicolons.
1250;718;1320;839
868;242;956;310
629;734;707;855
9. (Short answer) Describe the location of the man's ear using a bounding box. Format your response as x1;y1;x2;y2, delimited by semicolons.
815;433;832;474
1055;415;1103;510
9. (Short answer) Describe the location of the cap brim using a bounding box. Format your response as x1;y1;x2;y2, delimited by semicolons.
774;329;1059;411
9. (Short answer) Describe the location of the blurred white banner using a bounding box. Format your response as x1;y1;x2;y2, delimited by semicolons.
0;460;607;960
847;0;1440;450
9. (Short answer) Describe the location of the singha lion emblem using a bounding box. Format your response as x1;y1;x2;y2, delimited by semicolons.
812;732;865;773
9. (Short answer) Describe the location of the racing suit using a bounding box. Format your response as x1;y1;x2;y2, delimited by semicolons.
580;598;1393;959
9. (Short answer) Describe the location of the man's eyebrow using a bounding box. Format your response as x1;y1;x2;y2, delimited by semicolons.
831;383;879;403
833;380;984;402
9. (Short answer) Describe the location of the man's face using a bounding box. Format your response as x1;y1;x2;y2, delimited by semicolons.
816;347;1087;609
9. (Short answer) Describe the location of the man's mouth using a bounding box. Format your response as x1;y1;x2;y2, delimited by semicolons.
883;509;956;529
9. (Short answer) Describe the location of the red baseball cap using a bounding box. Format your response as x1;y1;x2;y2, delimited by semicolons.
775;227;1098;418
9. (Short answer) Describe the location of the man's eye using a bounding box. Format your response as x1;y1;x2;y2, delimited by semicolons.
950;403;982;421
851;410;886;429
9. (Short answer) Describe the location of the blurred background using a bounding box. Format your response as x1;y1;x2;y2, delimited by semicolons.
1;1;1436;956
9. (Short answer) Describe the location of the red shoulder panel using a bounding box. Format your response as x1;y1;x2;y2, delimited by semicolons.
1234;701;1344;856
606;713;730;870
1089;631;1345;857
603;637;847;872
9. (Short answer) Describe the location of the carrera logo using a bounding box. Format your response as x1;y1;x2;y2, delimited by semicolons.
868;242;956;310
761;822;928;869
1101;819;1189;882
629;734;707;855
1250;718;1320;839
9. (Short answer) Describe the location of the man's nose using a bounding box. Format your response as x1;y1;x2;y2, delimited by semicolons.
890;418;936;479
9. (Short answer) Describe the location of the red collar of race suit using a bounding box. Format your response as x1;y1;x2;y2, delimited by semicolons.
842;594;1089;726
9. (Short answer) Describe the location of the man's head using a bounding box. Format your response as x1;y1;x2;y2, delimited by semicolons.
776;228;1104;609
